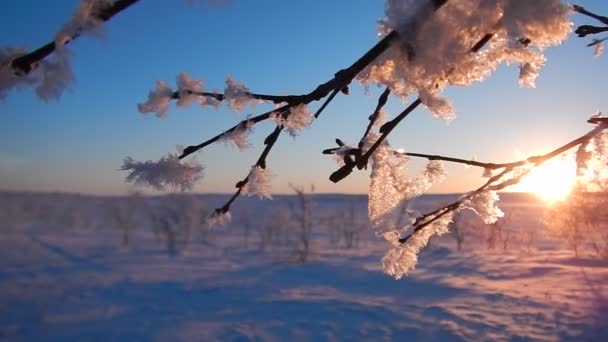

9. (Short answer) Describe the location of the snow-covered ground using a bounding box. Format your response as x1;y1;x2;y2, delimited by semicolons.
1;192;607;341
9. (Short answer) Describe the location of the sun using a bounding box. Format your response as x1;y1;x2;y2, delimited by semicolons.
510;157;577;202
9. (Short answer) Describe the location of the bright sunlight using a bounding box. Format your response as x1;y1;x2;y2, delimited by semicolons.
510;157;577;202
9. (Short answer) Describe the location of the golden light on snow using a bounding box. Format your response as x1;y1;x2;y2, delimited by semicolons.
511;157;577;202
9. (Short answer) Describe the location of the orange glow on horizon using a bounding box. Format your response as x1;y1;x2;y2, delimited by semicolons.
510;157;577;202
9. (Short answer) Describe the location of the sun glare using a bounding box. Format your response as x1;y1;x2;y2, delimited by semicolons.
510;157;577;202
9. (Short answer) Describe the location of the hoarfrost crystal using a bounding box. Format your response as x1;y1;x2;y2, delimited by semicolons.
121;154;204;191
224;76;259;112
220;120;254;150
360;0;571;119
138;81;173;117
381;212;453;279
242;166;272;199
463;190;504;224
270;104;313;136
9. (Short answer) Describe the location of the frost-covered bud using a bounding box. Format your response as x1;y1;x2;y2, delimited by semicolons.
224;76;259;112
121;154;204;191
138;81;173;117
463;191;504;224
270;104;313;136
206;210;232;226
242;166;272;199
176;71;204;107
220;120;254;150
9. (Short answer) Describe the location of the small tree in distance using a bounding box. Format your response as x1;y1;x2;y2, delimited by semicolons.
2;0;608;279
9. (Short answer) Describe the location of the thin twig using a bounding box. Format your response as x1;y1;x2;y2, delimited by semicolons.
399;121;608;243
572;5;608;26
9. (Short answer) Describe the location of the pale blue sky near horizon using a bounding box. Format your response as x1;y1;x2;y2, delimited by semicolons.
1;0;607;195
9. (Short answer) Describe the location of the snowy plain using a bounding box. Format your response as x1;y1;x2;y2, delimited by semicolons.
0;191;607;341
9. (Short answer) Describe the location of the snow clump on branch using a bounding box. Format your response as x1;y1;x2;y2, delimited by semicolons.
224;76;260;112
360;0;571;118
381;212;454;279
121;154;204;191
138;81;173;117
368;142;446;237
270;104;314;136
462;190;504;224
219;119;254;149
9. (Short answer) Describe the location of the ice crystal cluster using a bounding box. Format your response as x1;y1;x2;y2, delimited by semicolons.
138;72;226;117
220;120;254;150
120;154;204;191
361;0;574;279
359;0;571;119
368;139;446;237
242;166;273;199
270;104;314;136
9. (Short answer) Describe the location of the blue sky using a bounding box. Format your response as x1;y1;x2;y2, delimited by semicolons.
1;0;608;195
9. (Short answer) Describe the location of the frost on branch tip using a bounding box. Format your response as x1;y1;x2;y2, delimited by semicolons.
381;212;454;279
121;154;204;191
270;104;314;136
224;76;260;112
137;81;173;117
463;190;504;224
242;166;272;199
360;0;571;118
206;210;232;227
219;119;254;149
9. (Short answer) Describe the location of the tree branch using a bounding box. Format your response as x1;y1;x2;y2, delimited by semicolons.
10;0;140;76
398;121;608;244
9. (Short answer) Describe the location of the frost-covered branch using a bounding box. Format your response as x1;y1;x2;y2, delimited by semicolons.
328;30;498;183
1;0;140;101
400;119;608;245
10;0;139;76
